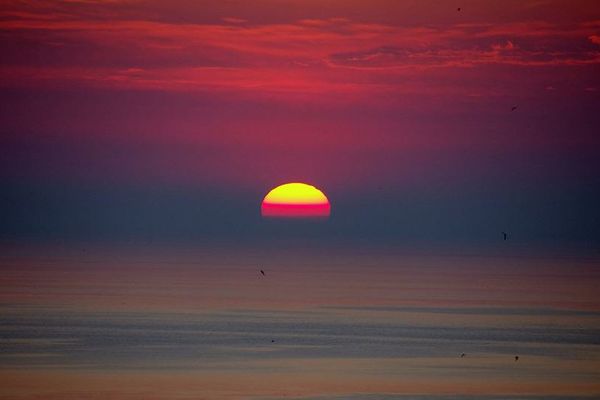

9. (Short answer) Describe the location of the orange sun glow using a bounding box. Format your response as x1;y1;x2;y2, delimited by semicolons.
261;183;331;218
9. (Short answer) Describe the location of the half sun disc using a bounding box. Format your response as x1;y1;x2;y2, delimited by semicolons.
261;183;331;218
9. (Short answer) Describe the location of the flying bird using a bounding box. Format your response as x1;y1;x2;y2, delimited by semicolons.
511;105;518;111
260;270;265;276
271;339;275;343
502;232;508;241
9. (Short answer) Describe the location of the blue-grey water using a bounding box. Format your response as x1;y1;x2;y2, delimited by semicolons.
1;243;599;399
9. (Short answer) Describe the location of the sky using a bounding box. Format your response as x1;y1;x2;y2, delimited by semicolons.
1;0;600;244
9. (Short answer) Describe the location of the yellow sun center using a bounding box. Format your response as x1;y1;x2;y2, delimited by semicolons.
261;182;331;218
262;183;329;205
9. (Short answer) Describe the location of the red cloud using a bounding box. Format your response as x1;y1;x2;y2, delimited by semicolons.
1;1;599;98
491;40;515;51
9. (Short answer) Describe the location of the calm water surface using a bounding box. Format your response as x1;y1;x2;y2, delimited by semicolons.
1;242;599;399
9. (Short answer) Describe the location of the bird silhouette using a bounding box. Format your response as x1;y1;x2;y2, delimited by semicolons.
502;232;508;240
457;7;461;11
511;105;518;111
515;355;519;361
460;353;466;358
271;339;275;343
260;270;265;276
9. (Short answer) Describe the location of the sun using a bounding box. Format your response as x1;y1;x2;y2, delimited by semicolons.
261;182;331;218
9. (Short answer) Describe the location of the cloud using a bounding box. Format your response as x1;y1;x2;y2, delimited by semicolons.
1;1;599;97
221;17;247;24
589;34;600;45
491;40;515;51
